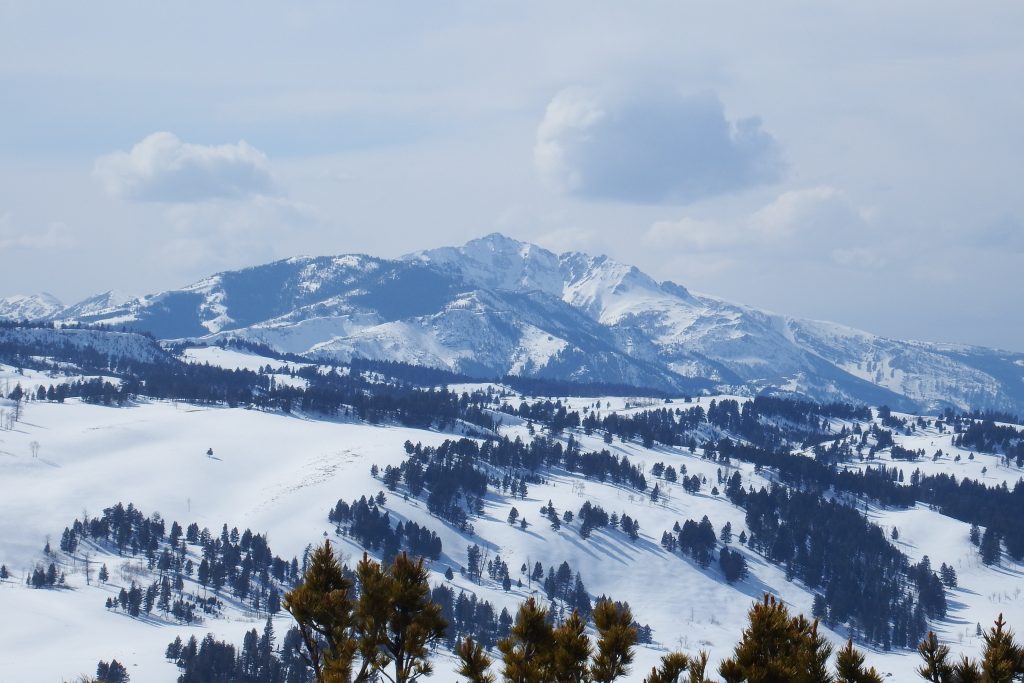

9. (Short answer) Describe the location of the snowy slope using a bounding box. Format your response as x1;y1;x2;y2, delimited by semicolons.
0;326;172;366
6;233;1024;413
1;394;1023;681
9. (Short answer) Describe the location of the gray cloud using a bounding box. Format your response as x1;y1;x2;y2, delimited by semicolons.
93;132;277;203
969;216;1024;253
535;88;783;204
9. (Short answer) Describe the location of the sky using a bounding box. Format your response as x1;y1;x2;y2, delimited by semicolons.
1;2;1022;350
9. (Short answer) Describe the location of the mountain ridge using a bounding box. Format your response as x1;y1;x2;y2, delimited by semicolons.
3;232;1022;414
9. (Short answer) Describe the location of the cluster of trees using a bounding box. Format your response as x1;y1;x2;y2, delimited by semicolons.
718;548;748;584
569;396;870;454
659;515;749;584
540;560;592;618
736;484;942;648
328;494;442;562
1;322;510;432
668;516;719;569
456;593;889;683
28;561;64;588
430;584;514;649
954;419;1024;464
59;502;297;623
94;659;130;683
389;436;649;533
164;621;310;683
566;501;641;542
5;377;128;406
709;435;1024;573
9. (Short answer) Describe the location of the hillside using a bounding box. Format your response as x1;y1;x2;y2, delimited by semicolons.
1;337;1023;681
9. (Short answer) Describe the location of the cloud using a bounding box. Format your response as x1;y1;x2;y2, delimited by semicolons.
533;226;597;254
160;196;320;271
831;247;887;270
967;215;1024;253
644;216;731;251
644;186;870;253
749;186;868;241
93;132;277;203
0;213;75;250
535;88;783;204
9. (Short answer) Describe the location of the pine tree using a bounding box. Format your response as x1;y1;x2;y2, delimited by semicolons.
457;638;495;683
980;527;1001;566
917;631;953;682
495;598;556;683
718;594;833;683
591;599;637;683
551;611;591;683
363;551;448;683
835;639;883;683
642;652;690;683
978;614;1022;682
951;656;981;683
283;540;362;683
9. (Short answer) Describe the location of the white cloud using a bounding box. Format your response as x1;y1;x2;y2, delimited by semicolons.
160;196;320;272
535;88;783;204
644;216;731;251
644;186;871;255
0;213;75;250
93;132;277;203
749;187;867;242
831;247;887;270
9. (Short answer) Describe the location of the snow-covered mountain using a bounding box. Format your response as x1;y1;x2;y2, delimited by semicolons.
0;292;64;321
7;233;1024;414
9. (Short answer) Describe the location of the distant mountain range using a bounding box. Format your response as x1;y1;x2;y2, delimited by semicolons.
4;233;1023;413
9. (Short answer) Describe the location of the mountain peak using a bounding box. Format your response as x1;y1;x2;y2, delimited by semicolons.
0;292;64;321
408;232;563;295
6;233;1023;414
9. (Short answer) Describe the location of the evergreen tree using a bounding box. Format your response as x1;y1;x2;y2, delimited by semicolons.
457;638;496;683
591;599;637;683
354;551;448;683
718;594;841;683
95;659;130;683
835;639;883;683
642;652;691;683
980;527;1001;566
916;631;953;682
283;541;362;683
977;614;1022;682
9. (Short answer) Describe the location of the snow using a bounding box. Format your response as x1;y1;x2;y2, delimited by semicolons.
1;394;1023;680
27;233;1024;415
0;292;64;321
409;233;565;296
508;325;568;375
180;346;308;374
0;326;168;366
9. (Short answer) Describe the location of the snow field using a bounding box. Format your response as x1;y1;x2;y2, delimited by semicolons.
0;396;1022;680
